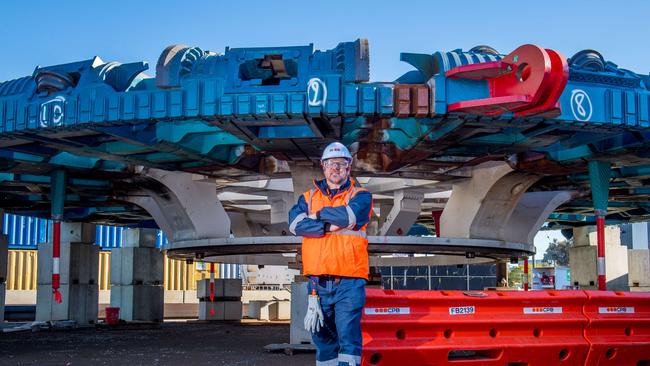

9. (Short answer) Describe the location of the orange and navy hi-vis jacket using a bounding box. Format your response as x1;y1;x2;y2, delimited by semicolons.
288;178;373;279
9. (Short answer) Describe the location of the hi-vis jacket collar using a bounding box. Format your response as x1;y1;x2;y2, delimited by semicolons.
312;178;359;198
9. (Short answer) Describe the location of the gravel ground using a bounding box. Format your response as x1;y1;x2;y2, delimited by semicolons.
0;321;314;366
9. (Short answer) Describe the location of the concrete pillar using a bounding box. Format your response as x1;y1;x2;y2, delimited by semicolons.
570;226;629;290
440;161;562;255
196;278;242;320
0;212;7;322
502;191;575;244
440;161;513;239
110;228;163;322
124;168;231;242
469;172;541;240
36;222;99;325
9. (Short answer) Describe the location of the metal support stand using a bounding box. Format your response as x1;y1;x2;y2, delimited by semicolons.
0;211;7;322
51;169;65;304
596;215;606;291
524;257;529;291
588;160;611;291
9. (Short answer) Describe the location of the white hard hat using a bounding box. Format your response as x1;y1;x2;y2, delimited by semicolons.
321;142;352;161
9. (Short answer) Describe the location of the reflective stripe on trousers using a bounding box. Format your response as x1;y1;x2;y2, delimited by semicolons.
316;359;338;366
338;354;361;366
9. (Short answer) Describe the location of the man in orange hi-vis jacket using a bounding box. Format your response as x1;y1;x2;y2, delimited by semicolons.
288;142;372;366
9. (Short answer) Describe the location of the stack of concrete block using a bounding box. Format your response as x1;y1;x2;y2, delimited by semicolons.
0;233;7;322
570;226;630;290
246;300;263;319
196;278;242;320
628;249;650;291
110;228;163;322
247;300;291;321
36;223;99;325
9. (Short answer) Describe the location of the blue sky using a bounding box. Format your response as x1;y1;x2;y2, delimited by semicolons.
0;0;645;255
1;0;648;82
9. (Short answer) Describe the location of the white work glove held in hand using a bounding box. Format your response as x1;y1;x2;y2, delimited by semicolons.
304;290;324;333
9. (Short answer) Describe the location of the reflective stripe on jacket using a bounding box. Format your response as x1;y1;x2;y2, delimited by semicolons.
301;179;371;279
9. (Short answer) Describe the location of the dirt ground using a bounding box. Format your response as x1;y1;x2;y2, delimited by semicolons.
0;321;314;365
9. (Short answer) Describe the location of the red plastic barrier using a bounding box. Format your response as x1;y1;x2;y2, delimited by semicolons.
583;291;650;366
361;289;589;366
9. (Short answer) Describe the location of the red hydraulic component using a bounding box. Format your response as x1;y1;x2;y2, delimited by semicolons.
52;221;62;304
446;44;568;117
209;262;215;315
596;216;606;291
582;291;650;365
361;289;590;366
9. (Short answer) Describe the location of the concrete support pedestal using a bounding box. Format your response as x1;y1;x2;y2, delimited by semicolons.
196;278;243;320
110;228;164;322
36;223;99;326
570;226;629;290
379;190;424;236
290;281;312;344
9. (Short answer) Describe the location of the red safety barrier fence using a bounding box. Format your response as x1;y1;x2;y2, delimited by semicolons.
362;289;589;366
583;291;650;366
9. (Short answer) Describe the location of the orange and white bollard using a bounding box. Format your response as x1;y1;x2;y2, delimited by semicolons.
209;262;215;315
52;221;62;303
596;215;606;290
523;257;529;291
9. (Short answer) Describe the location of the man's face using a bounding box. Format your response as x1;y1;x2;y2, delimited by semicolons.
322;158;351;186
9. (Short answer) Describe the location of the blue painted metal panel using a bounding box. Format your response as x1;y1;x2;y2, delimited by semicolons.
0;39;383;138
156;230;167;249
432;49;502;73
219;263;242;279
96;225;166;249
95;225;123;249
557;74;650;126
3;213;50;249
3;214;169;250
